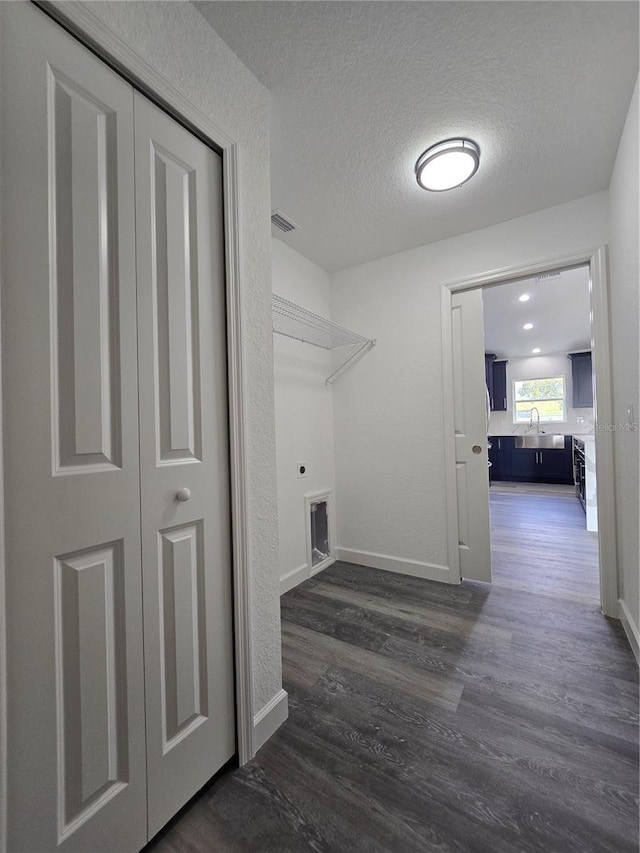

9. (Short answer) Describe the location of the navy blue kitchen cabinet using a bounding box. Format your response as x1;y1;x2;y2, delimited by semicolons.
489;436;573;484
538;447;573;480
492;360;508;412
485;354;495;409
568;351;593;408
485;355;508;411
509;448;539;479
488;436;512;478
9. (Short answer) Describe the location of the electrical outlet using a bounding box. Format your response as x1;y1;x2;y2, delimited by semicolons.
297;462;308;479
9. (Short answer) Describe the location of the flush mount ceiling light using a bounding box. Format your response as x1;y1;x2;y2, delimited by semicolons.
523;323;534;330
532;348;541;354
415;138;480;192
519;294;531;302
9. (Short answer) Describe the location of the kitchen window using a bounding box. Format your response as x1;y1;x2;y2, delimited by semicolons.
513;376;566;423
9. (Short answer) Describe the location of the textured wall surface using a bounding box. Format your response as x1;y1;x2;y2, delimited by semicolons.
332;192;609;572
272;240;335;584
608;76;640;635
83;1;282;714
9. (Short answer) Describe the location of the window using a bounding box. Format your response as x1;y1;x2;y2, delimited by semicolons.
513;376;566;423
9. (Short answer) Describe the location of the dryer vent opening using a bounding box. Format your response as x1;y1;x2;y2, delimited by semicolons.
310;500;329;567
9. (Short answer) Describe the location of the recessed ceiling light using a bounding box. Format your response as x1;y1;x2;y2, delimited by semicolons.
532;348;541;354
523;323;534;330
415;138;480;192
519;294;530;302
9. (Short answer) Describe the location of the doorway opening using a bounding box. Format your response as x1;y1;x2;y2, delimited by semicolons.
483;265;600;605
442;246;617;617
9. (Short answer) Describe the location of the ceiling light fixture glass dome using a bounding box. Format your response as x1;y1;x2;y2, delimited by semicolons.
415;138;480;192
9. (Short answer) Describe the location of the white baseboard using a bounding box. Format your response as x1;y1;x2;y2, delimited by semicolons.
618;598;639;665
336;547;452;584
253;688;288;755
280;562;309;595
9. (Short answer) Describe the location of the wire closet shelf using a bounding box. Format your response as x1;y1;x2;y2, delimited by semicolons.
272;293;375;384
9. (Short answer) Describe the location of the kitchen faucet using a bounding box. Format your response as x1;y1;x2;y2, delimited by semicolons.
529;407;541;433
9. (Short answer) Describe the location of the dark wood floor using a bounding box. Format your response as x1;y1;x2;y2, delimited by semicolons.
150;489;638;853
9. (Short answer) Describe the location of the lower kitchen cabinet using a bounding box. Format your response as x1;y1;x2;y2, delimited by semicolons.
538;447;573;480
489;436;574;484
510;448;539;479
488;436;508;477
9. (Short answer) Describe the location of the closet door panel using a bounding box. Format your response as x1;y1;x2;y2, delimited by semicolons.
1;5;147;851
50;70;124;471
134;93;235;838
150;143;202;463
50;70;123;470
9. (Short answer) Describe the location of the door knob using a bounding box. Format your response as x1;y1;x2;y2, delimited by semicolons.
176;487;191;502
472;445;482;454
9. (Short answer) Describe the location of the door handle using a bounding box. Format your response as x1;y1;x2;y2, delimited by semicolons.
472;445;482;454
176;487;191;502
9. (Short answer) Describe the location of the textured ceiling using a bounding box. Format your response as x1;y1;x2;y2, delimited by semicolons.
482;266;591;359
194;1;639;273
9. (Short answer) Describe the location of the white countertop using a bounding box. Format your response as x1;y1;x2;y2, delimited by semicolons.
489;432;594;438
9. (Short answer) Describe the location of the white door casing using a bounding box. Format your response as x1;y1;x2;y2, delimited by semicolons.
134;92;235;837
1;5;147;850
450;289;492;583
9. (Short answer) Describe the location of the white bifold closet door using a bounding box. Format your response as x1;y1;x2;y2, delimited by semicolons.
134;92;235;838
0;4;235;851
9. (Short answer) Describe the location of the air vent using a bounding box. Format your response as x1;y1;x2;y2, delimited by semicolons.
271;210;298;233
536;271;561;282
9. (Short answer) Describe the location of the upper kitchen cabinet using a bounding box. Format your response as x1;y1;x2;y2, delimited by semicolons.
492;360;508;411
568;351;593;408
485;354;508;411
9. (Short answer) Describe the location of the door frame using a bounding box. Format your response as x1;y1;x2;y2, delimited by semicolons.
0;6;257;845
441;246;618;617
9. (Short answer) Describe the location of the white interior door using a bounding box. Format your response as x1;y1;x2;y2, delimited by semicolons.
451;289;492;582
1;4;147;850
133;92;235;837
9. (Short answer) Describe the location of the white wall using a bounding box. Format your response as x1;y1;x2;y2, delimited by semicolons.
331;192;609;581
488;353;594;436
272;240;336;592
81;1;282;714
608;76;639;650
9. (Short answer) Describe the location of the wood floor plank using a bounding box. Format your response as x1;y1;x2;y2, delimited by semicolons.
282;620;464;712
147;486;638;853
310;580;514;645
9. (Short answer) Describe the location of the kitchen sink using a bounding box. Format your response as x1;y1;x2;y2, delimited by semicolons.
514;434;566;449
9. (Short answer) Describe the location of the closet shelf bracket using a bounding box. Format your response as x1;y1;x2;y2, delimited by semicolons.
272;294;375;384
